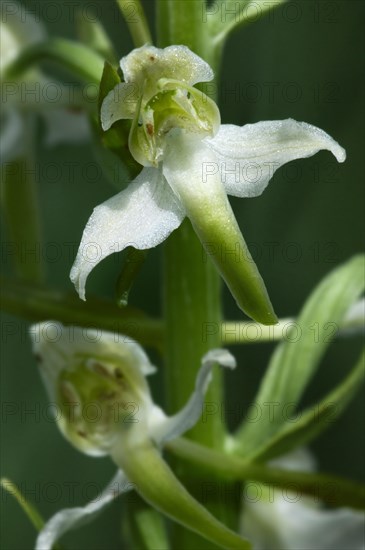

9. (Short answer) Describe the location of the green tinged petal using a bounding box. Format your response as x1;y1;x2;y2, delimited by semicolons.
111;438;251;550
163;130;277;325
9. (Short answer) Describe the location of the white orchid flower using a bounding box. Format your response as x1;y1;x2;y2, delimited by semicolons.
240;448;365;550
70;44;346;324
30;321;249;550
1;1;90;162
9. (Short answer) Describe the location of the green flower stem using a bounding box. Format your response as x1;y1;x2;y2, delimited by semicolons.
157;1;209;59
217;313;364;346
0;277;163;351
5;39;104;85
167;438;365;511
158;3;239;547
163;220;223;444
116;0;152;48
111;438;250;549
1;117;45;284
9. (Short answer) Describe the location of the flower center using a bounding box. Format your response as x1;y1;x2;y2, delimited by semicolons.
129;78;220;167
57;356;144;455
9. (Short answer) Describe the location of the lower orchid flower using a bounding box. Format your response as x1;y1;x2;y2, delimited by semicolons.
240;449;365;550
30;321;250;550
70;44;346;325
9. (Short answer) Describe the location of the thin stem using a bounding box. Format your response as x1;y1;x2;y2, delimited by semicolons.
167;438;365;511
0;277;163;351
116;0;152;47
1;115;45;284
5;39;104;85
220;314;364;345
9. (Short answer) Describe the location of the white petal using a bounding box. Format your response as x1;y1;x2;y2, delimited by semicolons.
42;108;91;146
29;321;157;403
36;470;131;550
101;82;139;131
268;447;316;473
339;298;365;337
120;45;214;90
70;166;185;300
151;349;236;445
205;119;346;198
242;495;365;550
241;449;365;550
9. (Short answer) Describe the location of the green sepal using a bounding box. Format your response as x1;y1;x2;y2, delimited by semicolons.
111;438;251;549
234;255;365;456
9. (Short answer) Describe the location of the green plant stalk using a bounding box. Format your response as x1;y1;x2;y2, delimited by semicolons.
158;2;239;547
1;277;163;351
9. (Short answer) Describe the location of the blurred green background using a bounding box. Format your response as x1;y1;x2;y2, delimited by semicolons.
1;1;364;548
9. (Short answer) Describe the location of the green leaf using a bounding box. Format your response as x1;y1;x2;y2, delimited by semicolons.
207;0;287;47
242;348;365;462
234;255;365;456
5;38;104;85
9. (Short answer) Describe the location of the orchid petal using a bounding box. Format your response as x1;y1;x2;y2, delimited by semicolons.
163;129;277;325
120;45;214;98
29;321;156;402
36;470;131;550
70;166;185;300
241;449;365;550
151;349;236;445
241;494;365;550
205;119;346;198
101;82;139;131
